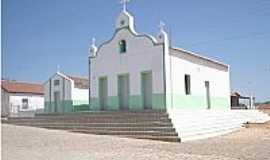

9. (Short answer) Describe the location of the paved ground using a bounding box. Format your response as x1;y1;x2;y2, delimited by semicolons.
2;120;270;160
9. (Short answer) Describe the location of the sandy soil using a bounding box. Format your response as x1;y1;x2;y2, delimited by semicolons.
2;122;270;160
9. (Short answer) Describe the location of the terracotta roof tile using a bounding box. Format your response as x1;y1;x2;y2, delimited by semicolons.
257;104;270;110
1;80;44;95
67;76;89;89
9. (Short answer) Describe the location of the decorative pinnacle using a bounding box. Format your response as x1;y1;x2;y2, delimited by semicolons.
57;65;60;73
159;21;166;32
91;37;96;46
120;0;130;12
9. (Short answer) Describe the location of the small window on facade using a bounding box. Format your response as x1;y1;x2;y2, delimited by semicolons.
22;98;29;109
120;20;125;26
119;40;127;53
185;74;191;95
54;80;60;86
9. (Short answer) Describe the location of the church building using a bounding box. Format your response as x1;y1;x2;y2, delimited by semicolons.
89;2;230;111
5;1;269;143
44;71;89;113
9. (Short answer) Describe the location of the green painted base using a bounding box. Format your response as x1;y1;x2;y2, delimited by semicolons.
90;93;166;111
169;94;229;110
44;94;229;113
45;100;90;113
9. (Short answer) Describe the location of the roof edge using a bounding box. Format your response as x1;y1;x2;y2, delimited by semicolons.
170;47;229;68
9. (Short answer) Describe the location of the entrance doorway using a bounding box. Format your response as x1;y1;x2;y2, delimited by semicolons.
99;77;108;110
141;71;152;109
54;91;60;112
118;74;129;110
205;81;211;109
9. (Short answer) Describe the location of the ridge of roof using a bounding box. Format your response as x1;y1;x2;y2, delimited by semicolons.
170;47;229;68
66;75;89;89
66;75;88;80
1;80;44;95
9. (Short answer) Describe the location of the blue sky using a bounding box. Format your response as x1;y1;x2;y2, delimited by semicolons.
2;0;270;102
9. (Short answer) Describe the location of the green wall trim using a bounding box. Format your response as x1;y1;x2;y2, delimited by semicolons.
153;94;166;110
44;100;90;113
89;97;100;111
129;95;143;110
171;94;229;110
73;100;89;106
107;96;119;110
90;93;166;111
74;104;90;112
45;94;229;113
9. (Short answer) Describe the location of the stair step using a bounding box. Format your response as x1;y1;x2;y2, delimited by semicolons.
6;119;172;124
36;111;167;116
6;111;180;143
119;135;181;143
8;122;173;127
35;114;169;119
70;129;178;136
28;125;174;132
181;127;240;142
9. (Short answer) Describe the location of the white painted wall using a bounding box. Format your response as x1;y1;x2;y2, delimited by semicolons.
72;88;89;103
168;109;270;142
44;73;89;104
90;28;164;98
167;48;231;109
9;93;44;112
44;73;72;102
1;89;10;116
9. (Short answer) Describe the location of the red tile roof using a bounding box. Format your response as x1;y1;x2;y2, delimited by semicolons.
67;75;89;89
1;80;44;95
231;92;241;97
257;104;270;110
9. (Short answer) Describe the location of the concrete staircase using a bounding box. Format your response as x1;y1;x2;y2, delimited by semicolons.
168;109;270;142
3;111;181;143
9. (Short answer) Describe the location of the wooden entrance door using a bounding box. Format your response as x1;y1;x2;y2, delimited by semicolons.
118;74;129;110
205;81;211;109
141;72;153;110
99;77;108;111
54;91;60;112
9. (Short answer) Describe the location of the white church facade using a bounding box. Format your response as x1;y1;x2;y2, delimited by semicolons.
89;4;230;111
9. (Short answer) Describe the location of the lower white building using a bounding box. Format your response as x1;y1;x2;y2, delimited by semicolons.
1;80;44;117
43;72;89;113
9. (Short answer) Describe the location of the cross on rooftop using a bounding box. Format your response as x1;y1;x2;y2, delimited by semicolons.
57;65;60;73
120;0;130;11
159;21;166;31
92;37;96;46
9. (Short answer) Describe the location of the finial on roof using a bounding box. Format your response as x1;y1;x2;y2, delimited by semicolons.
57;65;60;73
89;37;97;57
120;0;130;12
158;21;166;32
92;37;96;46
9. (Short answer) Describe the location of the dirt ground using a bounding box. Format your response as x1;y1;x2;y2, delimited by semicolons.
2;120;270;160
2;109;270;160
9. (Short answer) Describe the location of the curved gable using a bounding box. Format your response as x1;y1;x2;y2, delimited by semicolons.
94;27;162;58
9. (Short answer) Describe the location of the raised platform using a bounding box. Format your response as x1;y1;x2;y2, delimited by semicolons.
4;109;270;143
4;111;180;143
168;109;270;142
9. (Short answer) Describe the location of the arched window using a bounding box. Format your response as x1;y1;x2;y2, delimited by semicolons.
119;40;127;53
